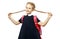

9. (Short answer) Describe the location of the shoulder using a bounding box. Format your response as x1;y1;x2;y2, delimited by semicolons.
33;15;38;19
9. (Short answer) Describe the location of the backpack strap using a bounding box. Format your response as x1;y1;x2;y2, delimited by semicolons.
21;16;24;23
34;16;42;39
33;16;42;35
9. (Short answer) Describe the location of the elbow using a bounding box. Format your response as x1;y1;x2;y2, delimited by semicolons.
14;22;20;25
14;23;19;25
38;22;47;27
15;23;19;25
42;25;45;27
41;23;47;27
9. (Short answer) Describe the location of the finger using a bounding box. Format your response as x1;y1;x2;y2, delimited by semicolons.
8;13;12;16
48;13;52;16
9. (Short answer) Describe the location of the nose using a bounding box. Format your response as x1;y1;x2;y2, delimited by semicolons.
26;9;29;12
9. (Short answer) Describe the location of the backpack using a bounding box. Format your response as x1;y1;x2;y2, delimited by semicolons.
21;15;42;39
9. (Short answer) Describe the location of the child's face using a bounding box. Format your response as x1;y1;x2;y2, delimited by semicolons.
26;4;34;14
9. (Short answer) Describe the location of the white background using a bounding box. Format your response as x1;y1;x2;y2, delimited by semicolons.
0;0;60;39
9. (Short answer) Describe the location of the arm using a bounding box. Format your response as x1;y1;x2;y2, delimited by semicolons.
35;10;53;27
8;13;20;25
8;10;25;25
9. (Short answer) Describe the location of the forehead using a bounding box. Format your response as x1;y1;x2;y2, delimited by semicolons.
26;4;33;8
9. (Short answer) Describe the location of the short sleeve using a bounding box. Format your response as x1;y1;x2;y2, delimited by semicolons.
19;18;22;23
37;17;40;22
19;16;24;23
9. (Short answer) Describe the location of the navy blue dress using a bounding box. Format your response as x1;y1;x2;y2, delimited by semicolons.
18;15;41;39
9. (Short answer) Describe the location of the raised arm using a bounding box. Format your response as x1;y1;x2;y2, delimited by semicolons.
8;10;25;25
8;13;20;25
35;10;53;27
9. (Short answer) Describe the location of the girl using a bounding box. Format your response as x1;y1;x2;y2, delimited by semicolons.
8;2;52;39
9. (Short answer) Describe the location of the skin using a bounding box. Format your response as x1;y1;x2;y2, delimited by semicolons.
8;3;52;27
25;4;34;14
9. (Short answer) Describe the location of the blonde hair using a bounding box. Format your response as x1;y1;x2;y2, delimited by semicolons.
26;2;35;9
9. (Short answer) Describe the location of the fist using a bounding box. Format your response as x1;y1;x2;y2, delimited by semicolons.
48;12;53;17
8;13;13;18
8;13;12;16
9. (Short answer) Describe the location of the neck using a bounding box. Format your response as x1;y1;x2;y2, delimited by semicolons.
27;13;31;15
26;13;32;16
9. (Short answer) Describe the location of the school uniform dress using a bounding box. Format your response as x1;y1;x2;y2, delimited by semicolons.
18;14;41;39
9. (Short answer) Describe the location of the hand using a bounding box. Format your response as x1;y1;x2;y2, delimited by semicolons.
8;13;13;18
47;12;53;17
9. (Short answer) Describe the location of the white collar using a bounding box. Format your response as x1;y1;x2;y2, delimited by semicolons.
28;14;32;16
25;13;33;16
